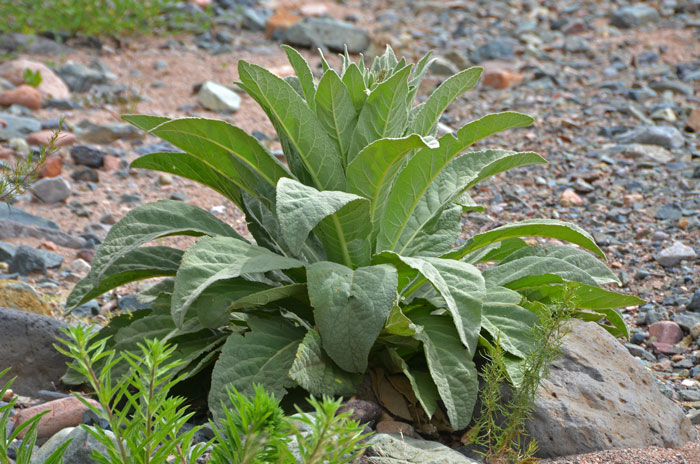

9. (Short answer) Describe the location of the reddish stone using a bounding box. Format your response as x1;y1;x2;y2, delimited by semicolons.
0;85;41;110
191;0;211;6
481;61;523;90
77;249;95;263
102;154;121;171
38;155;63;178
649;321;684;345
13;396;100;439
375;420;417;438
27;130;76;147
652;342;686;356
560;188;583;206
0;59;70;100
266;10;300;37
688;108;700;133
40;240;58;251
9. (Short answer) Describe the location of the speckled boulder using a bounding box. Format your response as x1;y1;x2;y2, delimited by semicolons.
0;307;69;396
528;320;696;458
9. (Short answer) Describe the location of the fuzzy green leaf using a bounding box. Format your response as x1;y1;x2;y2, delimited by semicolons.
131;152;242;205
148;118;290;207
377;113;535;253
229;283;308;310
90;200;241;286
346;134;438;226
67;246;182;311
342;63;368;112
401;205;462;257
384;149;545;255
282;45;316;109
480;286;538;359
521;282;644;310
315;69;358;162
390;255;484;356
171;236;305;327
446;219;605;260
499;245;619;286
289;329;362;396
347;65;413;162
238;61;345;191
276;177;371;267
208;317;306;421
411;67;482;136
307;262;397;373
193;279;270;329
410;313;479;430
406;51;434;104
483;256;601;289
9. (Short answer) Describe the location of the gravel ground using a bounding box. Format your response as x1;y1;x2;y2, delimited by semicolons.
1;0;699;461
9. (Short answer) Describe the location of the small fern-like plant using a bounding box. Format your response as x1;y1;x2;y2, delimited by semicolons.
56;326;209;464
469;298;575;464
210;386;368;464
66;46;643;430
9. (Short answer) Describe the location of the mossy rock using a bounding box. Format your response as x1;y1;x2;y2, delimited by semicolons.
0;279;52;316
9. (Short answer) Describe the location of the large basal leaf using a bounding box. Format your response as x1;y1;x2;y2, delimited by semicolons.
66;246;182;311
149;118;290;207
208;317;306;422
347;65;412;162
131;152;242;205
483;256;600;289
411;67;482;136
480;286;538;359
90;200;241;286
307;262;397;373
282;45;316;109
315;69;358;162
446;219;605;261
289;329;362;396
276;177;371;267
376;113;534;253
171;236;305;327
521;282;644;310
238;61;345;191
388;149;545;255
346;134;438;226
410;313;479;430
388;255;484;357
500;245;619;286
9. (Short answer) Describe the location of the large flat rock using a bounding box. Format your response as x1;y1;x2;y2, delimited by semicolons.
528;319;696;458
0;307;70;396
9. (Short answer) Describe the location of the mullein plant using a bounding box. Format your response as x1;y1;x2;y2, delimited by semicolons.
65;45;643;430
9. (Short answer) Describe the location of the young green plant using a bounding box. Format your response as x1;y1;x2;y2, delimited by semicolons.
66;46;643;430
